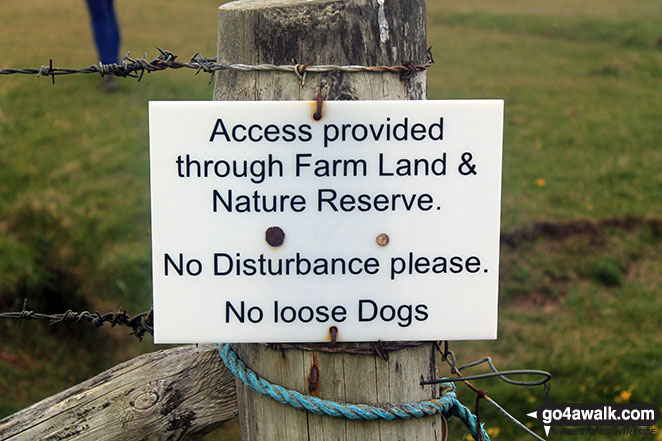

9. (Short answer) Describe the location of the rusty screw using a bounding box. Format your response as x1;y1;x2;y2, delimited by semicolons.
376;233;390;246
265;226;285;247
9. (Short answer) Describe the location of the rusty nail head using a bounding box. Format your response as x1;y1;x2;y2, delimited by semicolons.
329;326;338;346
313;92;323;121
265;226;285;247
308;354;320;394
376;233;390;246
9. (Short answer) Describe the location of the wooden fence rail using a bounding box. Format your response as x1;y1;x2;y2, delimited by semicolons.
0;345;237;441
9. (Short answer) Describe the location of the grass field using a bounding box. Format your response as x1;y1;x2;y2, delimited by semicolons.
1;1;660;440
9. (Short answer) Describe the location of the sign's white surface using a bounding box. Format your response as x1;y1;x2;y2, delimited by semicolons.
149;100;503;343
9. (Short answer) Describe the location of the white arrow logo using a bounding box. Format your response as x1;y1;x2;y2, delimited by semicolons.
527;411;550;436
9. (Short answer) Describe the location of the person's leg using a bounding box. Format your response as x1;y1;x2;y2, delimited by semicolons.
85;0;120;64
105;0;120;62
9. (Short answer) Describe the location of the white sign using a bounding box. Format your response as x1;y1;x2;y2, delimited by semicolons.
149;100;503;343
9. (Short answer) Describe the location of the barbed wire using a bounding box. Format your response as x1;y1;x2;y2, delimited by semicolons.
267;341;429;361
0;299;153;340
0;302;548;440
0;47;434;85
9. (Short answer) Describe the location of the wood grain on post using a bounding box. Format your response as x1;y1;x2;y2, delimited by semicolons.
0;345;237;441
214;1;442;440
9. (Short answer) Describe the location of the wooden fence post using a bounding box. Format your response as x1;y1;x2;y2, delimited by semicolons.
213;1;442;440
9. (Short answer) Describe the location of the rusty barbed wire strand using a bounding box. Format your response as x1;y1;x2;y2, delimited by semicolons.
266;341;429;361
0;47;434;85
0;299;153;341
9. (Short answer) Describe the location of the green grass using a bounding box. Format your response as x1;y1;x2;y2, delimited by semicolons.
1;0;661;440
427;4;662;229
0;0;221;422
447;223;662;440
426;2;662;439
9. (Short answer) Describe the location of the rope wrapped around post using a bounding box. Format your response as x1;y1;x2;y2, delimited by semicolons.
218;343;490;440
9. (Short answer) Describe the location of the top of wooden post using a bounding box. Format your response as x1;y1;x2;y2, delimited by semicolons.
220;0;335;10
214;0;427;101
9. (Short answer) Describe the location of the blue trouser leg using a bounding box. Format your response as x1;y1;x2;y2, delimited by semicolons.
85;0;120;64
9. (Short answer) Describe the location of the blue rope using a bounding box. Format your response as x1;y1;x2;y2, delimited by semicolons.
218;343;490;440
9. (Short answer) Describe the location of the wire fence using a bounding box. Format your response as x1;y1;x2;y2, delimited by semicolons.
0;301;550;440
0;47;434;85
0;299;153;340
0;45;557;439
